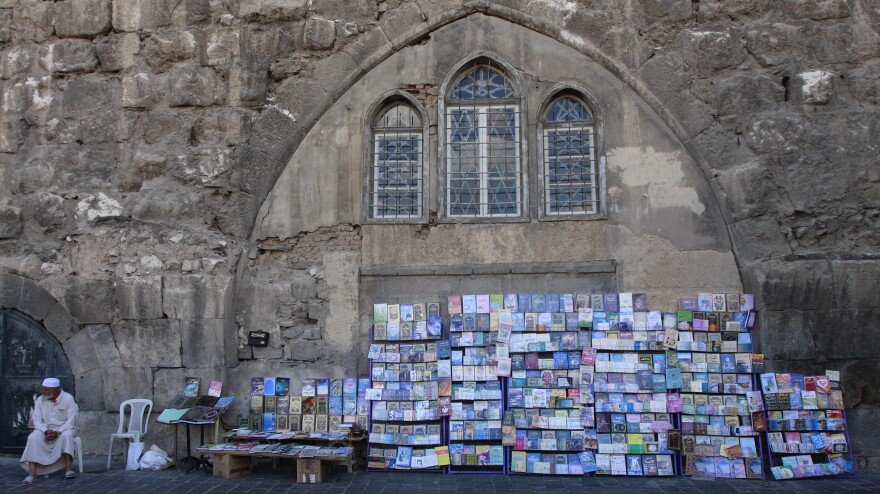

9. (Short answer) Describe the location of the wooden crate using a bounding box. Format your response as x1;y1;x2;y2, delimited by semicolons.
297;458;326;484
213;454;252;479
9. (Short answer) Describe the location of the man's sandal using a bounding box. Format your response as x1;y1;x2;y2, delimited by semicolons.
22;475;34;485
65;470;77;479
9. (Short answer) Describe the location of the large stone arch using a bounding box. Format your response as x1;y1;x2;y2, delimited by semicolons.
233;4;739;270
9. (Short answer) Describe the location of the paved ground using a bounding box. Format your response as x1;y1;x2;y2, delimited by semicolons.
2;455;878;493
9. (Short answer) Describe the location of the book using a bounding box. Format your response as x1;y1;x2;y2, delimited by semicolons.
275;377;290;396
207;380;223;397
183;377;200;397
250;377;265;396
263;377;276;396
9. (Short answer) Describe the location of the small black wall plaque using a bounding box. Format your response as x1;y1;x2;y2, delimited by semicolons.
247;330;269;346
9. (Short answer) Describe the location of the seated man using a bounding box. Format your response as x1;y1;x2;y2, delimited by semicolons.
20;377;79;485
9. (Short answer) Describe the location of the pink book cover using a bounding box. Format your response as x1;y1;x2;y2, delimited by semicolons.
207;380;223;397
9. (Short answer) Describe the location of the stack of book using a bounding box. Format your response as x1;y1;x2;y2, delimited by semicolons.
674;293;765;479
446;294;505;471
504;293;590;475
761;371;854;479
368;301;446;470
245;377;368;433
587;293;675;476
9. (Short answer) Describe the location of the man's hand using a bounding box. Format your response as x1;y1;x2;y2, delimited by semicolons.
45;430;59;441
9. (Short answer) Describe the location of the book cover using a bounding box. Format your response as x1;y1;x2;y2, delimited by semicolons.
183;377;201;397
275;377;290;396
207;380;223;397
374;303;388;323
263;377;276;396
603;293;619;312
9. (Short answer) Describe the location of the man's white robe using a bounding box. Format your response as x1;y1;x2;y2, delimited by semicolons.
20;391;78;474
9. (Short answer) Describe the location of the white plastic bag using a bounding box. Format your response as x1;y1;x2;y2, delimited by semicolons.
126;442;144;470
138;445;171;471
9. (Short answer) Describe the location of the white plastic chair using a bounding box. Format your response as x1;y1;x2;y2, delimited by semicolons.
107;399;153;470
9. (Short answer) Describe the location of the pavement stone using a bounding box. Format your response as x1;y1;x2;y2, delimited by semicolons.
1;455;879;493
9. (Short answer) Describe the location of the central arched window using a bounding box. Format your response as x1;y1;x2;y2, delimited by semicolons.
444;64;522;217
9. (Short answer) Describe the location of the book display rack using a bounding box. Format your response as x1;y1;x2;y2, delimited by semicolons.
760;372;854;479
446;294;505;472
367;302;447;471
590;293;675;476
675;294;766;479
504;294;591;475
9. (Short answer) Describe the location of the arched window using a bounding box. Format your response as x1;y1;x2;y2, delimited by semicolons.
369;102;424;219
444;64;522;217
541;95;598;215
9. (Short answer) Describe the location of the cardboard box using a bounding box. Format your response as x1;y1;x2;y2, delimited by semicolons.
297;458;326;484
213;454;252;479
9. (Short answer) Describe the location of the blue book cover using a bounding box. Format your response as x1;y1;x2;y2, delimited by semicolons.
665;368;681;389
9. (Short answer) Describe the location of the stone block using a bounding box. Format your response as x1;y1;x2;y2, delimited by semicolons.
782;0;851;20
167;65;219;107
311;52;364;101
162;274;233;319
12;0;55;43
848;61;880;105
142;110;190;146
174;146;232;185
192;108;248;147
758;310;819;361
561;7;609;47
637;0;693;23
309;0;376;20
144;29;196;73
601;27;654;70
42;304;78;343
244;106;300;170
379;1;429;50
204;30;240;66
1;45;37;80
54;0;112;38
111;319;183;368
181;319;226;368
847;404;880;463
239;0;308;22
304;17;336;50
115;275;163;320
43;276;114;324
63;75;115;116
756;261;834;310
806;308;880;360
691;75;785;128
287;339;318;362
72;368;104;411
40;39;98;74
833;261;880;309
112;0;175;32
0;272;25;310
744;114;805;155
674;26;745;76
342;26;393;71
715;159;776;222
798;69;833;105
87;324;123;368
19;277;56;321
27;191;66;233
745;22;803;67
687;125;743;172
729;217;791;261
95;32;140;72
74;410;118;455
0;118;22;153
63;328;100;375
101;366;153;411
0;201;22;238
273;77;328;126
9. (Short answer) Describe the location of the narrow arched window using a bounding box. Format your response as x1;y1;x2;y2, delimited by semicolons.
444;64;522;217
542;96;598;215
370;103;423;219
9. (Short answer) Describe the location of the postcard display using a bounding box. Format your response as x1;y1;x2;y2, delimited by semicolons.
447;295;506;472
590;293;677;477
247;377;369;434
505;294;594;476
675;293;765;479
368;302;447;471
760;371;854;479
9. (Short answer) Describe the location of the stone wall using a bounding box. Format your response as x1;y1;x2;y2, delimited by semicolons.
0;0;877;469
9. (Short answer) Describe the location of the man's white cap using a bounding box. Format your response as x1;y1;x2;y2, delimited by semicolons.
42;377;61;388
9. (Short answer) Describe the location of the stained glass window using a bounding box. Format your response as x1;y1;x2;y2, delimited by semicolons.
542;96;597;215
445;66;521;217
371;104;423;219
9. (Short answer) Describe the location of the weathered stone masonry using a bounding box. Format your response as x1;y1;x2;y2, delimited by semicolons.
0;0;877;470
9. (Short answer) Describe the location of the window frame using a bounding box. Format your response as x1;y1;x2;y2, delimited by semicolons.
438;56;529;223
363;92;431;224
536;88;606;221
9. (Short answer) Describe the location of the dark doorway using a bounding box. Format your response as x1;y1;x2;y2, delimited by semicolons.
0;310;74;453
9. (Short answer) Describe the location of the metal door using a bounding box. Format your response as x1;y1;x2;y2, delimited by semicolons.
0;310;74;452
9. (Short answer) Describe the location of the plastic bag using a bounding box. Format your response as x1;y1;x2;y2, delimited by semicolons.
139;445;171;471
126;442;144;470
